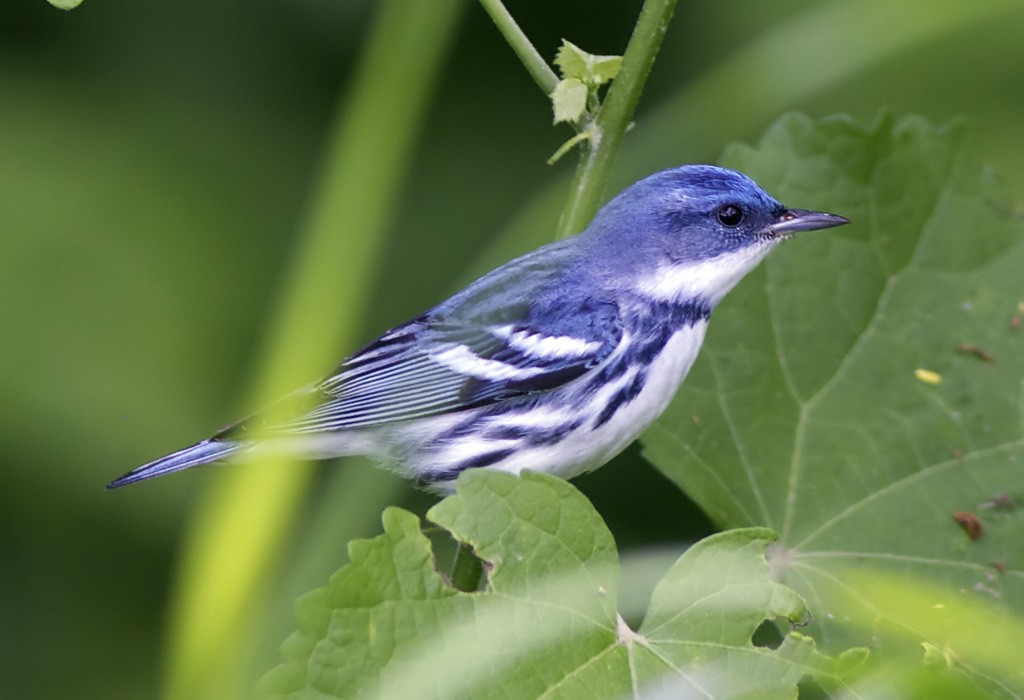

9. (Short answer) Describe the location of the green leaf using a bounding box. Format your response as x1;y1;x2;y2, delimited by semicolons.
642;113;1024;692
554;40;588;82
554;40;622;87
260;471;856;698
551;78;588;124
634;528;863;698
549;39;623;125
842;569;1024;690
46;0;84;8
589;55;622;86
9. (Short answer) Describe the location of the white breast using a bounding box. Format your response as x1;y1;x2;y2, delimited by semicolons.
488;320;708;480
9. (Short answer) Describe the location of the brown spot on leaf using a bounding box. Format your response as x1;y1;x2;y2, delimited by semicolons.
953;511;983;540
956;344;995;362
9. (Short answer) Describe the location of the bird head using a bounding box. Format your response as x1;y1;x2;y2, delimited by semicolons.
582;165;849;306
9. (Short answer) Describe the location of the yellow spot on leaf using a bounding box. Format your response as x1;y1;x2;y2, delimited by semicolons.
915;368;942;385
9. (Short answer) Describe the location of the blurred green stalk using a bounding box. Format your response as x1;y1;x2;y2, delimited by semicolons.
163;1;464;698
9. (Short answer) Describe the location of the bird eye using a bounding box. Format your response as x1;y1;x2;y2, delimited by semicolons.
716;204;744;227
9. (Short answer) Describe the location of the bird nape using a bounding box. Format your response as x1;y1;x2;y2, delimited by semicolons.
108;164;848;492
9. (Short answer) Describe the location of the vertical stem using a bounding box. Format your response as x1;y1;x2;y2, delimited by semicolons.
479;0;560;94
163;1;464;698
450;541;484;592
556;0;679;237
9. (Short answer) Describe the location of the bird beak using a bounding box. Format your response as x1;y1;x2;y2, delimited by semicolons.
771;208;850;237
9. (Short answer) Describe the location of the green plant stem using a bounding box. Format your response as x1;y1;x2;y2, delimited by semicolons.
450;542;484;592
556;0;678;237
162;1;464;699
478;0;559;94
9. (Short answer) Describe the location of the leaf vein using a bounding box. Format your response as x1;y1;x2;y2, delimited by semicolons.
796;550;1023;577
632;636;715;699
708;354;775;528
791;437;1024;549
534;643;618;700
782;272;902;540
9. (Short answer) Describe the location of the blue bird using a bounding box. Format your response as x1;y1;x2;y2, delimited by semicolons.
108;165;847;491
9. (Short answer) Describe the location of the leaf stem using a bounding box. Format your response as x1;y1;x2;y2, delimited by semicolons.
555;0;678;237
450;541;484;592
547;131;590;165
478;0;559;95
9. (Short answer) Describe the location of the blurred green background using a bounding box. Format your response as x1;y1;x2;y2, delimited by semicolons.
2;0;1023;697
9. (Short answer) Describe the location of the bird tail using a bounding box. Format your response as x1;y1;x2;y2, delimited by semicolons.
107;439;242;489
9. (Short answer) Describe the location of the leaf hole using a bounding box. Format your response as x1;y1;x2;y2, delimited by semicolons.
425;527;489;592
751;620;784;649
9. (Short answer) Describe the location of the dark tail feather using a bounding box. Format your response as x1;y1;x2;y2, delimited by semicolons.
107;439;242;489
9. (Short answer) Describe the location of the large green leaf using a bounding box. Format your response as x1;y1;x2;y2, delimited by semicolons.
260;471;857;698
642;114;1024;691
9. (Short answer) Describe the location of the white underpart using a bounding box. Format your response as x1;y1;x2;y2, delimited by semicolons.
427;436;520;467
635;241;777;306
256;324;708;488
447;321;708;483
486;405;579;428
432;344;547;381
496;326;602;358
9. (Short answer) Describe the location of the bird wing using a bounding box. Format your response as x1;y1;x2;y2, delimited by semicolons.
217;239;623;437
275;299;622;432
